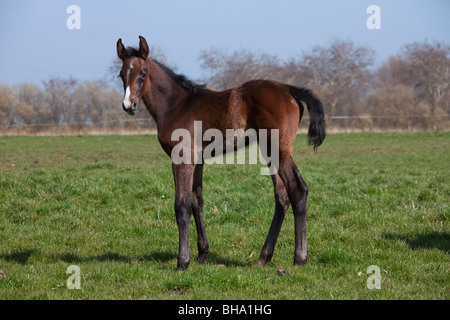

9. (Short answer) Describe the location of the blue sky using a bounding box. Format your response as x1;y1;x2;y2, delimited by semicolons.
0;0;449;85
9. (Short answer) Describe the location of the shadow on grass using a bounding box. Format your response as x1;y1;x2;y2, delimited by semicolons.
53;251;175;264
56;252;135;263
205;252;247;267
56;251;246;267
0;249;36;264
1;249;246;267
383;231;450;253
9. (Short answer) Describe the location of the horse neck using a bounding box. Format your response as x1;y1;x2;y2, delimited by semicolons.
141;60;189;129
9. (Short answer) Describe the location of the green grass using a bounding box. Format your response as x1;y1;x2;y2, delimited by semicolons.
0;132;448;299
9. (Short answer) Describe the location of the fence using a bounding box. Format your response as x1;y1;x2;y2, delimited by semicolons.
0;114;448;135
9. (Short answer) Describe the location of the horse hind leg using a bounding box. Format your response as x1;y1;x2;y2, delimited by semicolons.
256;173;290;266
277;152;309;266
192;163;209;264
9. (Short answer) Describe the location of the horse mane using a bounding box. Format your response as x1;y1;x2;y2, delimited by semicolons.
151;59;206;94
125;46;206;94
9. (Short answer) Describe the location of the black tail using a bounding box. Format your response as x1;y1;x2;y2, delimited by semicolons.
288;85;326;151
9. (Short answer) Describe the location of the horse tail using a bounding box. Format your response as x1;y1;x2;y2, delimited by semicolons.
287;85;326;151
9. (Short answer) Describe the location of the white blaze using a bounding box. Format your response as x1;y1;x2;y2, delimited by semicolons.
123;86;131;109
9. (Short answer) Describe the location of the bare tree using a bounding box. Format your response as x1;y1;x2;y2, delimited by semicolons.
1;39;447;134
199;48;284;90
367;83;423;130
199;39;375;127
389;41;450;114
0;84;17;127
74;80;105;126
14;83;46;125
293;39;375;118
42;77;78;125
368;41;450;130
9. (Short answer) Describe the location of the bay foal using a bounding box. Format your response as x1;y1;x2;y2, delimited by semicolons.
117;36;325;270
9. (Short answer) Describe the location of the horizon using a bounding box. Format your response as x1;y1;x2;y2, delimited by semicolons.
0;0;449;86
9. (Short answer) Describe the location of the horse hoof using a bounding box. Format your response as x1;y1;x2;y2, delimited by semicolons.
177;260;190;271
293;256;308;267
198;253;208;264
255;259;267;266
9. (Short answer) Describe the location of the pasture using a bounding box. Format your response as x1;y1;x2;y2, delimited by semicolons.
0;132;448;299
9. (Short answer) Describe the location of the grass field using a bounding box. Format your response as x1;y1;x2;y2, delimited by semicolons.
0;132;448;300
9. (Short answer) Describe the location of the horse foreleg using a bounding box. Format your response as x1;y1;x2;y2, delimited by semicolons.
172;163;195;271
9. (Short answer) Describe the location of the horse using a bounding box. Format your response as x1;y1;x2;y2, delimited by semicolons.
116;36;325;270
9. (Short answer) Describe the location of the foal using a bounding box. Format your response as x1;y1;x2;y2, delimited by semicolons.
117;36;325;270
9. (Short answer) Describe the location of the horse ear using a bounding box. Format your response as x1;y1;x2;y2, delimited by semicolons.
138;35;149;59
117;38;127;60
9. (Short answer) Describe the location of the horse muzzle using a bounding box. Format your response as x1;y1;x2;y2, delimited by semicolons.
122;101;136;115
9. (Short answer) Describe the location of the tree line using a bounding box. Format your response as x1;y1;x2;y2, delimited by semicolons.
0;39;448;134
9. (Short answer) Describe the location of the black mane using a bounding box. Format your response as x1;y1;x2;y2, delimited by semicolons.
151;59;206;94
125;46;206;94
